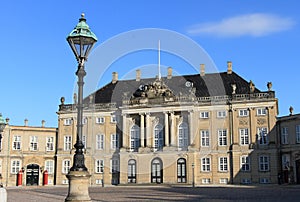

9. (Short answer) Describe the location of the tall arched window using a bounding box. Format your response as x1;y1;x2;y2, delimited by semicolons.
128;159;136;183
154;124;164;151
178;122;188;150
151;158;163;183
177;158;186;183
130;124;140;152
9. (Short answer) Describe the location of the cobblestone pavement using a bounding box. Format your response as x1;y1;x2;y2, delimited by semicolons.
5;185;300;202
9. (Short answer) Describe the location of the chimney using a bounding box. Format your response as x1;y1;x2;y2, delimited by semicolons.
24;119;28;126
42;120;45;127
136;69;141;81
200;64;205;76
112;72;118;84
227;61;232;74
167;67;172;79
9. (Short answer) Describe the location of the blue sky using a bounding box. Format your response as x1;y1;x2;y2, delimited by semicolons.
1;0;299;127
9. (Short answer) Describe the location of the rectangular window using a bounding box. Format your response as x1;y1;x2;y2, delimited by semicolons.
96;134;104;150
240;128;249;145
259;155;269;172
82;135;87;149
95;159;104;173
239;109;249;117
257;108;267;116
241;155;250;171
202;178;211;184
64;136;72;151
200;111;209;119
110;159;119;173
111;115;117;123
219;157;228;172
64;118;72;126
296;125;300;143
62;160;71;174
11;160;21;174
111;134;119;149
30;136;38;151
281;127;288;144
219;178;228;184
201;157;211;172
96;117;105;124
46;137;54;151
217;111;226;118
260;178;270;184
201;130;210;147
12;136;21;150
258;127;268;145
241;178;251;184
45;160;54;174
218;130;227;146
282;154;290;170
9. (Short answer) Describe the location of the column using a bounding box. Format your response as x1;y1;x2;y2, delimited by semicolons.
170;112;176;146
140;113;145;147
122;113;128;148
188;110;194;145
146;113;151;147
164;112;169;146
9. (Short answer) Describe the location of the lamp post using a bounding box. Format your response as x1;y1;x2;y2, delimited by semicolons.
65;13;97;202
192;163;195;187
0;113;6;152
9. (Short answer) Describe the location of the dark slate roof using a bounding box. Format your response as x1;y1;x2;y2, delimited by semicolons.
86;71;261;105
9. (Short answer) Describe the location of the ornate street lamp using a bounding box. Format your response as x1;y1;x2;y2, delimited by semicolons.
65;13;97;202
0;113;6;151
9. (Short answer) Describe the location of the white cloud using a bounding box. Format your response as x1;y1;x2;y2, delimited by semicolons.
187;13;295;37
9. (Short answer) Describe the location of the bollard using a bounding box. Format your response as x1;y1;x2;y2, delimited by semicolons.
0;187;7;202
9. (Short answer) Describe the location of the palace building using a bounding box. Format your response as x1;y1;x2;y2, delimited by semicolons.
56;62;280;186
0;118;57;187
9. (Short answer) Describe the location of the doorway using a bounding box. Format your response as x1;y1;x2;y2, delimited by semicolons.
26;164;39;186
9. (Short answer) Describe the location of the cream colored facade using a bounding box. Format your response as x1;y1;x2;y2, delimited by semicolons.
277;111;300;184
0;120;57;187
56;65;280;186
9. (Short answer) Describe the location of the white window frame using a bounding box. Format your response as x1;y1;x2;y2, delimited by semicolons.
202;178;211;184
154;124;164;151
219;157;228;172
200;111;209;119
96;134;104;150
95;159;104;173
178;123;189;149
257;108;267;116
12;135;21;150
96;117;105;124
64;135;72;151
260;178;270;184
281;127;288;144
240;155;250;172
218;129;227;146
219;178;228;184
110;158;119;173
258;127;268;145
201;130;210;147
240;128;249;145
201;157;211;172
62;159;71;174
111;115;117;123
45;160;54;174
82;135;87;149
239;109;249;117
296;125;300;143
130;125;140;152
64;118;72;126
111;134;119;150
259;155;269;172
217;110;226;118
30;136;38;151
11;160;21;174
46;137;54;151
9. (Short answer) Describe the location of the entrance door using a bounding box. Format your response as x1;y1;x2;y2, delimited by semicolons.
26;164;39;186
151;158;163;183
296;160;300;184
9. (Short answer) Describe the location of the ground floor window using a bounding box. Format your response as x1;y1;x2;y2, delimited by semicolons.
177;158;186;183
151;158;163;183
128;159;136;183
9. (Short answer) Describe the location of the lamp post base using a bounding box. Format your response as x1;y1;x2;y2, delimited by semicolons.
65;170;91;202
